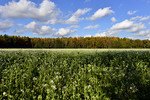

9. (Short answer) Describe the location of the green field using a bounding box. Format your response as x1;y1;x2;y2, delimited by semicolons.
0;49;150;100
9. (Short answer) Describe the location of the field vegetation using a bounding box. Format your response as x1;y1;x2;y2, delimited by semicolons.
0;49;150;99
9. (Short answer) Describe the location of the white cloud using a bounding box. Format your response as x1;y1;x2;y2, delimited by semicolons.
127;11;137;15
84;25;99;29
148;22;150;25
24;21;37;29
128;37;136;40
135;30;150;37
111;20;134;30
130;16;150;22
130;16;142;21
26;22;56;35
46;8;91;24
13;29;25;34
84;34;92;37
0;20;15;31
66;8;91;24
55;25;78;36
14;22;79;36
14;21;56;35
127;23;146;33
68;25;79;29
46;19;63;24
0;0;60;21
87;7;114;21
111;17;117;22
95;32;107;37
110;19;146;34
140;16;150;21
108;30;121;35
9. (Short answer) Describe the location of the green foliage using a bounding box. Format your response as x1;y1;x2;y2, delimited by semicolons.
0;50;150;99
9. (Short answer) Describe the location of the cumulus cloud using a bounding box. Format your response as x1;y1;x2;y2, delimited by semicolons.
127;11;137;15
111;17;117;22
0;20;15;31
87;7;114;21
65;8;91;24
127;23;146;33
13;29;25;34
84;25;99;29
26;21;56;35
14;21;56;35
46;19;63;25
136;30;150;36
46;8;91;24
55;25;78;36
140;16;150;21
95;32;107;37
108;30;121;35
109;19;146;35
111;20;134;30
84;34;92;37
0;0;60;21
135;30;150;37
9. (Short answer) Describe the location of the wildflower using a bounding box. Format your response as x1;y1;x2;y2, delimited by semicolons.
50;80;54;84
21;89;24;93
33;77;37;81
3;92;7;96
42;84;48;87
87;85;91;89
22;73;27;78
63;86;66;89
51;85;56;90
46;89;50;94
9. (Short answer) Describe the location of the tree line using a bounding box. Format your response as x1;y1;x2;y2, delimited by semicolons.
0;34;150;48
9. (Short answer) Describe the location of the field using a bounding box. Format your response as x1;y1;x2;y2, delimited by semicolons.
0;49;150;100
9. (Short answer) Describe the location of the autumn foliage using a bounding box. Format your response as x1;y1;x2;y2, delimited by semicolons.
0;34;150;48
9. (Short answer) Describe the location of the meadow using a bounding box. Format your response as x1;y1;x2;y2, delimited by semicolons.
0;49;150;100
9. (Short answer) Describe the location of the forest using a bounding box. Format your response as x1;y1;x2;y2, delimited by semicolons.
0;34;150;48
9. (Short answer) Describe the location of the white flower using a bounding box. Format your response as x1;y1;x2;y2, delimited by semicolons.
42;84;48;87
87;85;91;89
21;89;24;93
46;89;50;94
3;92;7;96
33;77;37;81
50;80;54;84
22;73;27;78
51;85;56;90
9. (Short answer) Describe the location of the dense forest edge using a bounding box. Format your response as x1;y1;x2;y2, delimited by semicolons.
0;34;150;48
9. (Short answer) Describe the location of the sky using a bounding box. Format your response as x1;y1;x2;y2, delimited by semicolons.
0;0;150;39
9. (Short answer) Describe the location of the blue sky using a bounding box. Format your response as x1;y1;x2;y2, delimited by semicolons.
0;0;150;39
